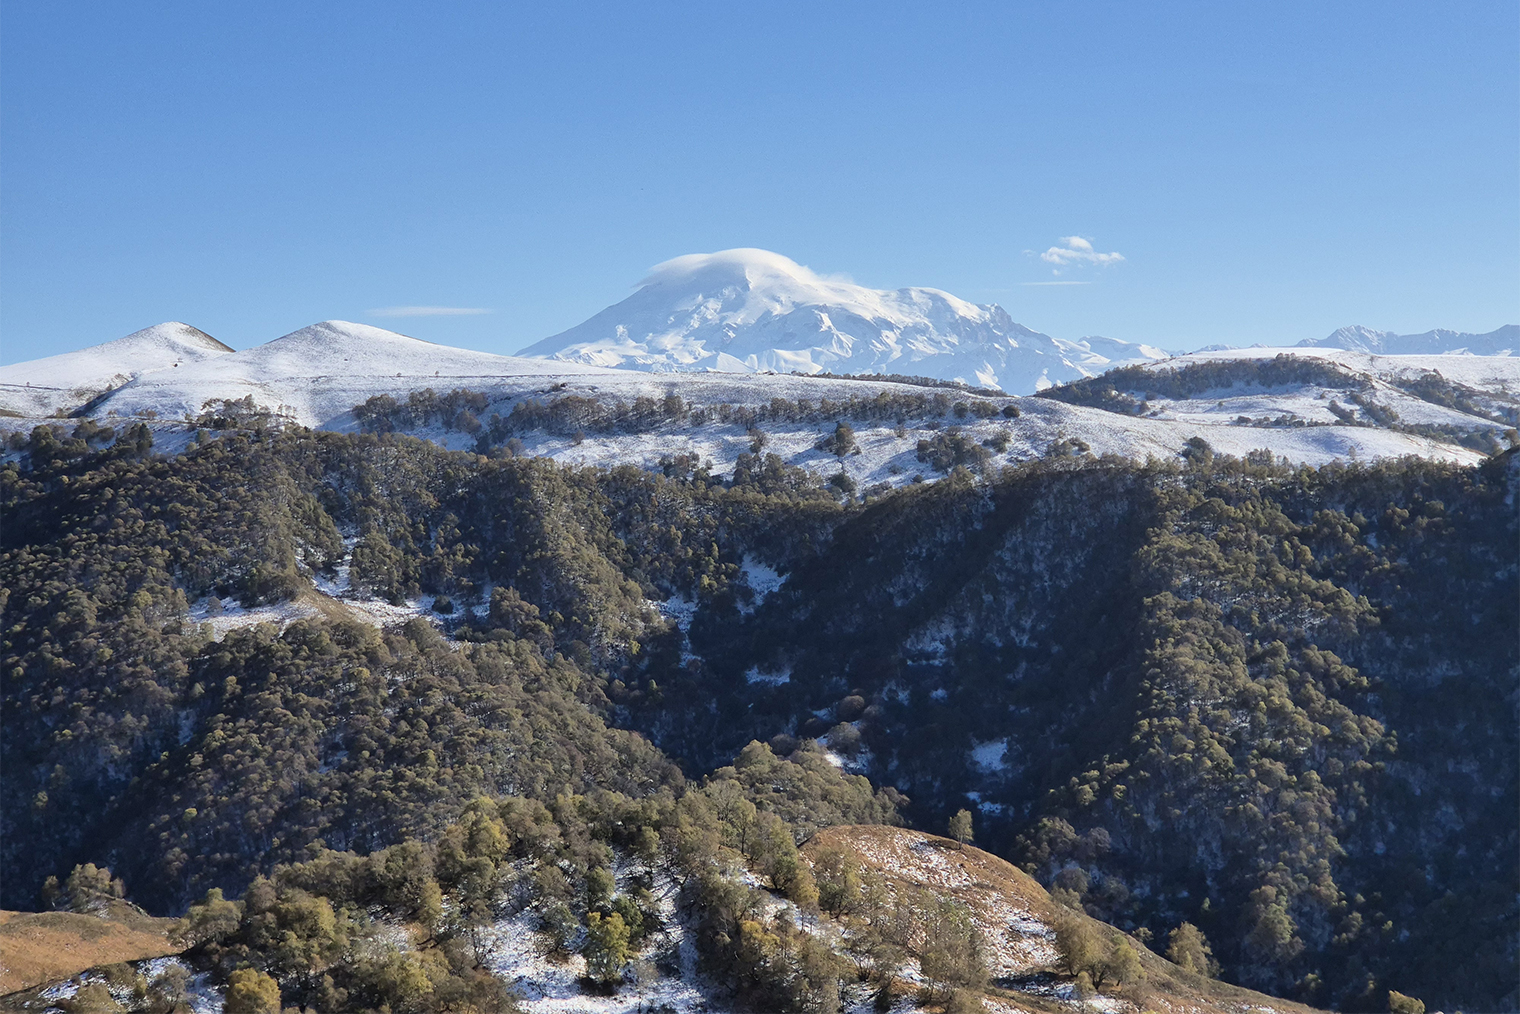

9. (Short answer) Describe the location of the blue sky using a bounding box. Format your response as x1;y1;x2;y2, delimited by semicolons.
3;1;1516;363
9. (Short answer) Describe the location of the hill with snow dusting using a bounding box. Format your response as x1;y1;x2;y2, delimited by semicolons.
94;320;610;428
0;322;231;417
518;248;1169;393
3;317;1515;478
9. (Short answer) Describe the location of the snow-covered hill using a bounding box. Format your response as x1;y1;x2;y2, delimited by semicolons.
518;248;1168;393
1044;345;1517;445
5;316;1514;482
0;322;232;417
96;320;612;428
1298;323;1518;356
1168;344;1520;397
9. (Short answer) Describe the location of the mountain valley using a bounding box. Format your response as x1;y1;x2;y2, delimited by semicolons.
2;289;1516;1014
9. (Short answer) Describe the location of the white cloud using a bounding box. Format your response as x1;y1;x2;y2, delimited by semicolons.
1040;236;1124;268
368;306;493;317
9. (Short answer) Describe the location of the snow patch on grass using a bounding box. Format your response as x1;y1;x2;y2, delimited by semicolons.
740;557;784;598
970;738;1009;773
656;595;698;633
478;868;729;1014
140;957;225;1014
188;596;320;639
745;664;791;686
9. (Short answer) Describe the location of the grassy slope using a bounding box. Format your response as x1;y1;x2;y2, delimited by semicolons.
0;907;178;996
804;825;1326;1014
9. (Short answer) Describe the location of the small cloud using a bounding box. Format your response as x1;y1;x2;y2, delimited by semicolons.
368;306;493;318
1039;236;1124;268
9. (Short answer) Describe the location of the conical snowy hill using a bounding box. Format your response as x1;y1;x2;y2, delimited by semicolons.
0;322;232;416
178;319;534;379
95;320;610;427
518;249;1168;393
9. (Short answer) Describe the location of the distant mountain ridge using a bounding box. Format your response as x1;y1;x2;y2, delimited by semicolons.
518;248;1169;393
1298;323;1518;356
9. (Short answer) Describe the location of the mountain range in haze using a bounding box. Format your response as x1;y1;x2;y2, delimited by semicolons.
1296;322;1518;356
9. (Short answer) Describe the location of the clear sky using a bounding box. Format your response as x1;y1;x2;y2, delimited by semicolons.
2;1;1516;363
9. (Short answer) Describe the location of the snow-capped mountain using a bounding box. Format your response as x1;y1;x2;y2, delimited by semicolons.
0;322;232;417
1297;324;1518;356
518;249;1168;393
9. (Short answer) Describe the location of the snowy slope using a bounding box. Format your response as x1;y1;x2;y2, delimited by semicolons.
518;248;1167;393
516;389;1491;487
1167;345;1520;397
2;319;1501;479
98;320;614;427
119;360;1496;478
1298;323;1518;356
0;322;232;417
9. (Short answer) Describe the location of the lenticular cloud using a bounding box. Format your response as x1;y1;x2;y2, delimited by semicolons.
1040;236;1124;267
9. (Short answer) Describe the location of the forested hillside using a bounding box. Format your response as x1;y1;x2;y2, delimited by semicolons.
2;420;1513;1011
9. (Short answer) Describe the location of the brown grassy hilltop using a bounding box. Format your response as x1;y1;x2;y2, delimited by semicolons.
804;825;1328;1014
0;907;178;998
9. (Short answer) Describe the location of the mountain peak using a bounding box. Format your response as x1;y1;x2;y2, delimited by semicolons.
118;321;234;354
265;320;433;350
0;321;234;416
520;250;1162;392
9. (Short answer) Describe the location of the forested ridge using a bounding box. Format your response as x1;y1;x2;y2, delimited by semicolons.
2;421;1514;1011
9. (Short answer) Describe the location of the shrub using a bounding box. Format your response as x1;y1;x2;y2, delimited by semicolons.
948;809;974;845
1166;921;1217;976
584;911;631;986
224;968;280;1014
817;422;858;457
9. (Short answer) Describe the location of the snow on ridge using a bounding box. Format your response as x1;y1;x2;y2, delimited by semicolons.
0;363;1492;484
